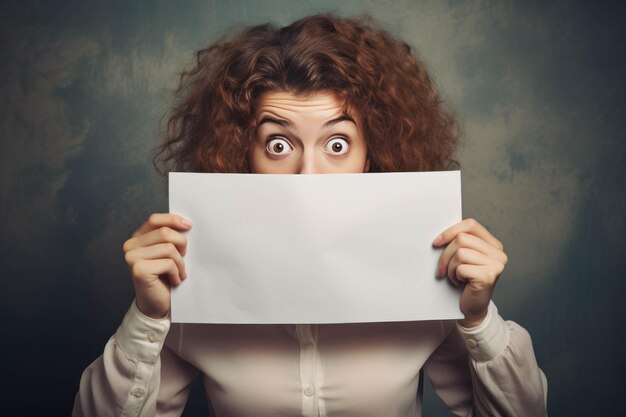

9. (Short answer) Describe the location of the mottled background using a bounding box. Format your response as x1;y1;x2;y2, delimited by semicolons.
1;0;624;416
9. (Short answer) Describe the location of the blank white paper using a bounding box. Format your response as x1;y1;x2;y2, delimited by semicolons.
169;171;463;324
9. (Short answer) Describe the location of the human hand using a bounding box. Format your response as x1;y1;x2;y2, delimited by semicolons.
432;218;508;328
122;213;192;319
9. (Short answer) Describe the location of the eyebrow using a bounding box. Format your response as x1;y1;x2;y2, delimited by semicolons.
257;115;356;129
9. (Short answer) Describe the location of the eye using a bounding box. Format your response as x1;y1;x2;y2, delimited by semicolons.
324;137;350;156
265;137;293;156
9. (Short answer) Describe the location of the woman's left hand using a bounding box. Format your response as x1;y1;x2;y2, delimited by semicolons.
432;218;508;328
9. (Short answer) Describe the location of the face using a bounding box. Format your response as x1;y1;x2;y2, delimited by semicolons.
249;90;370;174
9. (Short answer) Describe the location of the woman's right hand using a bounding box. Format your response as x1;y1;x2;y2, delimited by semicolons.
122;213;192;319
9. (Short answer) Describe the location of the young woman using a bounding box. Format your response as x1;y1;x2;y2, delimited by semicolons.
73;14;547;417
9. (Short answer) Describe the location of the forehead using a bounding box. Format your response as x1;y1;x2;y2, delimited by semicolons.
255;91;346;119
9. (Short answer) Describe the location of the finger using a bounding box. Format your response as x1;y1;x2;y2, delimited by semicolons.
124;226;188;255
433;218;503;250
456;264;500;291
125;243;187;279
132;258;183;287
436;233;505;277
446;248;493;282
132;213;192;238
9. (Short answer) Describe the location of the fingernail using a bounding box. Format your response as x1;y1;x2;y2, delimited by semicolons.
181;219;193;228
433;234;442;246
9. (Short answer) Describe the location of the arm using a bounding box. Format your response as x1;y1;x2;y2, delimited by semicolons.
72;300;199;417
424;302;548;417
428;218;547;415
72;213;197;416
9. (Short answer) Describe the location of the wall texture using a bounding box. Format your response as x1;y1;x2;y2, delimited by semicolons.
1;1;624;416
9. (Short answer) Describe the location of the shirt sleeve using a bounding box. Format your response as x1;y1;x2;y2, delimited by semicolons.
72;300;199;417
424;302;548;417
456;302;548;416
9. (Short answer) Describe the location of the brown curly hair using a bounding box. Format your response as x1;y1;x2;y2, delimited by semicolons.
154;13;460;174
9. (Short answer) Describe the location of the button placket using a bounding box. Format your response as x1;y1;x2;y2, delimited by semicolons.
296;324;319;416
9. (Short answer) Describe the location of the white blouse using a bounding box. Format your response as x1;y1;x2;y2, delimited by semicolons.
73;301;547;417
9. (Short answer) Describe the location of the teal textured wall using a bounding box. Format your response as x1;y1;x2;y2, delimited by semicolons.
1;1;624;415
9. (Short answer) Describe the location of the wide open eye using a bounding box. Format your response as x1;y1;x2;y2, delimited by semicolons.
265;137;294;156
324;137;350;156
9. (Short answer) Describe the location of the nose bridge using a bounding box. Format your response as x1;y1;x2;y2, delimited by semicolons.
298;147;321;174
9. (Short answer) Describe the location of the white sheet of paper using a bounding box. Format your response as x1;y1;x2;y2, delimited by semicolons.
169;171;463;324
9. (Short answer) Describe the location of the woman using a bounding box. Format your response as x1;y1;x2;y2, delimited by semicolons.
73;14;547;417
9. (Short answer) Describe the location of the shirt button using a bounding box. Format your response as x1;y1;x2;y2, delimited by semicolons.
303;342;314;350
146;331;158;343
304;386;315;396
132;387;145;397
466;339;478;348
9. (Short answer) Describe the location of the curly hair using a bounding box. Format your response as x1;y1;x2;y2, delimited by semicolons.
154;13;460;174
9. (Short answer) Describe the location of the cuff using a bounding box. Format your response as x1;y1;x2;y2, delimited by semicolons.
115;299;171;365
456;301;510;362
